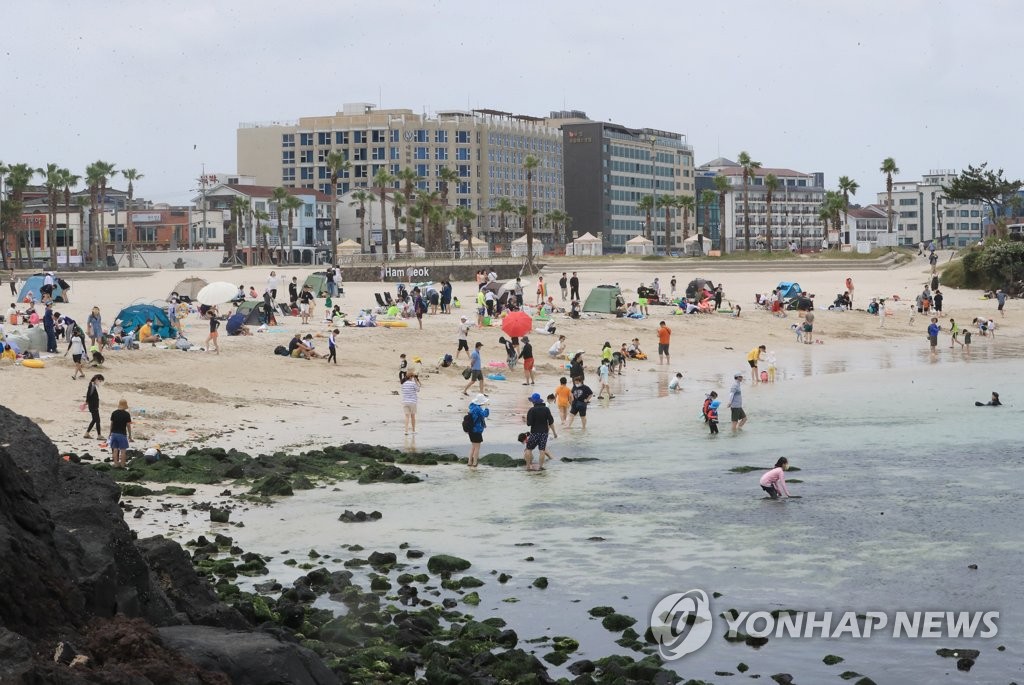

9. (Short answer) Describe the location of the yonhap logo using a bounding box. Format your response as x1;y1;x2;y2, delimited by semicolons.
650;589;714;660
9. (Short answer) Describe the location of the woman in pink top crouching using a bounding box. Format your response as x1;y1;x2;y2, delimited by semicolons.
760;457;792;499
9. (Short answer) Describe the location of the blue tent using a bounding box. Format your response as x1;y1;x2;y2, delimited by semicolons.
114;304;177;339
18;274;66;303
777;281;802;299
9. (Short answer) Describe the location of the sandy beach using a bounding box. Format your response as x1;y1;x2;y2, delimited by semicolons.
1;253;1010;457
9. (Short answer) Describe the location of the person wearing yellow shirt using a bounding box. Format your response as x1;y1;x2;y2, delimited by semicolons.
137;320;162;344
747;344;766;384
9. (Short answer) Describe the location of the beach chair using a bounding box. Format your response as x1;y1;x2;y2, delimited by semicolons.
384;291;395;305
374;293;387;307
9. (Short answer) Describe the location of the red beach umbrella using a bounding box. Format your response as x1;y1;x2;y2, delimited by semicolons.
501;311;533;338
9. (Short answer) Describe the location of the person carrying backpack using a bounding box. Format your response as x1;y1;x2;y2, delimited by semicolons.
464;394;489;467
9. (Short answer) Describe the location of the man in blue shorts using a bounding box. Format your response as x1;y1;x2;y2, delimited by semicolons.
523;392;557;470
566;376;593;430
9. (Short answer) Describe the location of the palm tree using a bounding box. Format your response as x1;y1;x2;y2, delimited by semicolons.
637;195;654;241
545;209;570;246
75;195;89;260
451;205;477;256
391;192;406;255
282;195;304;263
270;187;290;264
85;163;104;265
396;167;420;254
252;208;271;264
349;190;372;251
880;158;899;234
700;190;716;242
92;160;117;262
41;163;61;268
373;168;395;259
714;175;731;253
676;195;695;242
515;204;528;237
656;195;675;254
763;174;779;253
836;175;859;246
121;168;143;266
820;191;845;249
523;155;540;263
326;151;350;262
737;151;762;251
493;197;515;249
231;196;250;263
2;163;36;268
60;169;80;265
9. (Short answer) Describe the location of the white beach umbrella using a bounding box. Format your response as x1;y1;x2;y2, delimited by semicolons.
196;281;238;306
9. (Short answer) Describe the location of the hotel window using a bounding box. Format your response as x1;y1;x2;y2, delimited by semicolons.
390;129;399;142
354;148;367;161
389;164;400;175
354;165;367;178
282;151;295;163
304;204;313;218
335;131;348;145
416;164;429;177
136;226;157;243
300;133;313;146
319;183;331;196
435;130;448;143
318;132;330;145
371;130;386;143
457;164;471;177
414;129;428;142
300;150;313;164
456;130;471;143
372;147;386;160
282;134;295;147
318;166;330;179
414;146;429;160
371;164;383;177
456;147;471;160
301;168;314;180
282;167;295;181
435;147;448;160
353;131;366;144
390;146;400;160
457;181;471;194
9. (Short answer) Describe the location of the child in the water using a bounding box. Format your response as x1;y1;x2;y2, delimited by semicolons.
760;457;792;499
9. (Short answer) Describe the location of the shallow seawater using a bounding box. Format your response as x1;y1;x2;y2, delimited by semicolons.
194;337;1024;682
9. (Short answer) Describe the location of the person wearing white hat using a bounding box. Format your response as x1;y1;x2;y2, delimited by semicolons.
727;373;747;432
455;316;471;360
465;393;490;467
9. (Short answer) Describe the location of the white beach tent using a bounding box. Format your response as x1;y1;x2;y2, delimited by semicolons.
459;239;490;258
624;235;655;256
396;241;426;257
681;234;709;256
336;239;362;257
510;235;545;257
568;232;602;256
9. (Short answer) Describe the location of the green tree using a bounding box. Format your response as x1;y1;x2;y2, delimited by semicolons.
326;151;350;262
436;166;459;253
41;163;61;268
880;158;899;234
714;175;731;252
84;163;104;265
270;186;290;264
545;208;570;246
837;175;859;246
396;167;421;254
942;163;1023;238
373;168;395;259
59;169;80;265
391;192;406;255
231;196;250;262
252;208;271;264
494;197;515;248
349;190;372;252
121;168;144;266
524;155;540;263
656;195;675;253
637;195;654;241
763;174;779;253
820;190;845;248
91;160;117;262
676;195;695;241
4;163;37;268
737;151;762;251
451;205;477;256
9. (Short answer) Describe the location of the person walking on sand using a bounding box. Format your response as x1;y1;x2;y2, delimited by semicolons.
747;345;766;383
760;457;792;499
465;394;489;467
554;376;572;425
727;373;747;432
996;289;1007;317
87;306;104;351
559;272;568;302
566;376;594;429
845;277;854;308
108;399;132;469
298;285;314;324
536;276;546;305
657;321;671;364
949;318;964;349
569;272;581;301
520;336;535;385
927;317;940;355
288;276;299;307
463;342;485;396
523;392;557;471
66;326;87;379
267;271;280;301
597;358;614;399
456;316;471;360
401;372;421;434
670;276;677;296
204;306;220;354
705;399;720;435
84;374;104;438
327;328;339;364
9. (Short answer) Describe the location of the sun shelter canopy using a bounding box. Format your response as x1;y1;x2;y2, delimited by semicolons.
337;239;362;256
624;235;654;255
582;284;623;313
459;239;489;257
169;277;208;302
569;232;602;256
303;272;330;297
18;275;66;303
777;282;802;299
114;304;178;339
510;235;544;257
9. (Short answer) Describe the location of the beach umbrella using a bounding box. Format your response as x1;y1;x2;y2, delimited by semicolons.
196;281;238;306
501;311;533;338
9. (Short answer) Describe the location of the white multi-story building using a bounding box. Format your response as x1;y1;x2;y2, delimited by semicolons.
875;170;985;248
699;158;826;253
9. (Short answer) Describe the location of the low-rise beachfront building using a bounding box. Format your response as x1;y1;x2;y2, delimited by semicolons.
875;170;986;248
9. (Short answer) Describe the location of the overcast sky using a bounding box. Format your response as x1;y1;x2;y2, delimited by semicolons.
2;1;1020;206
